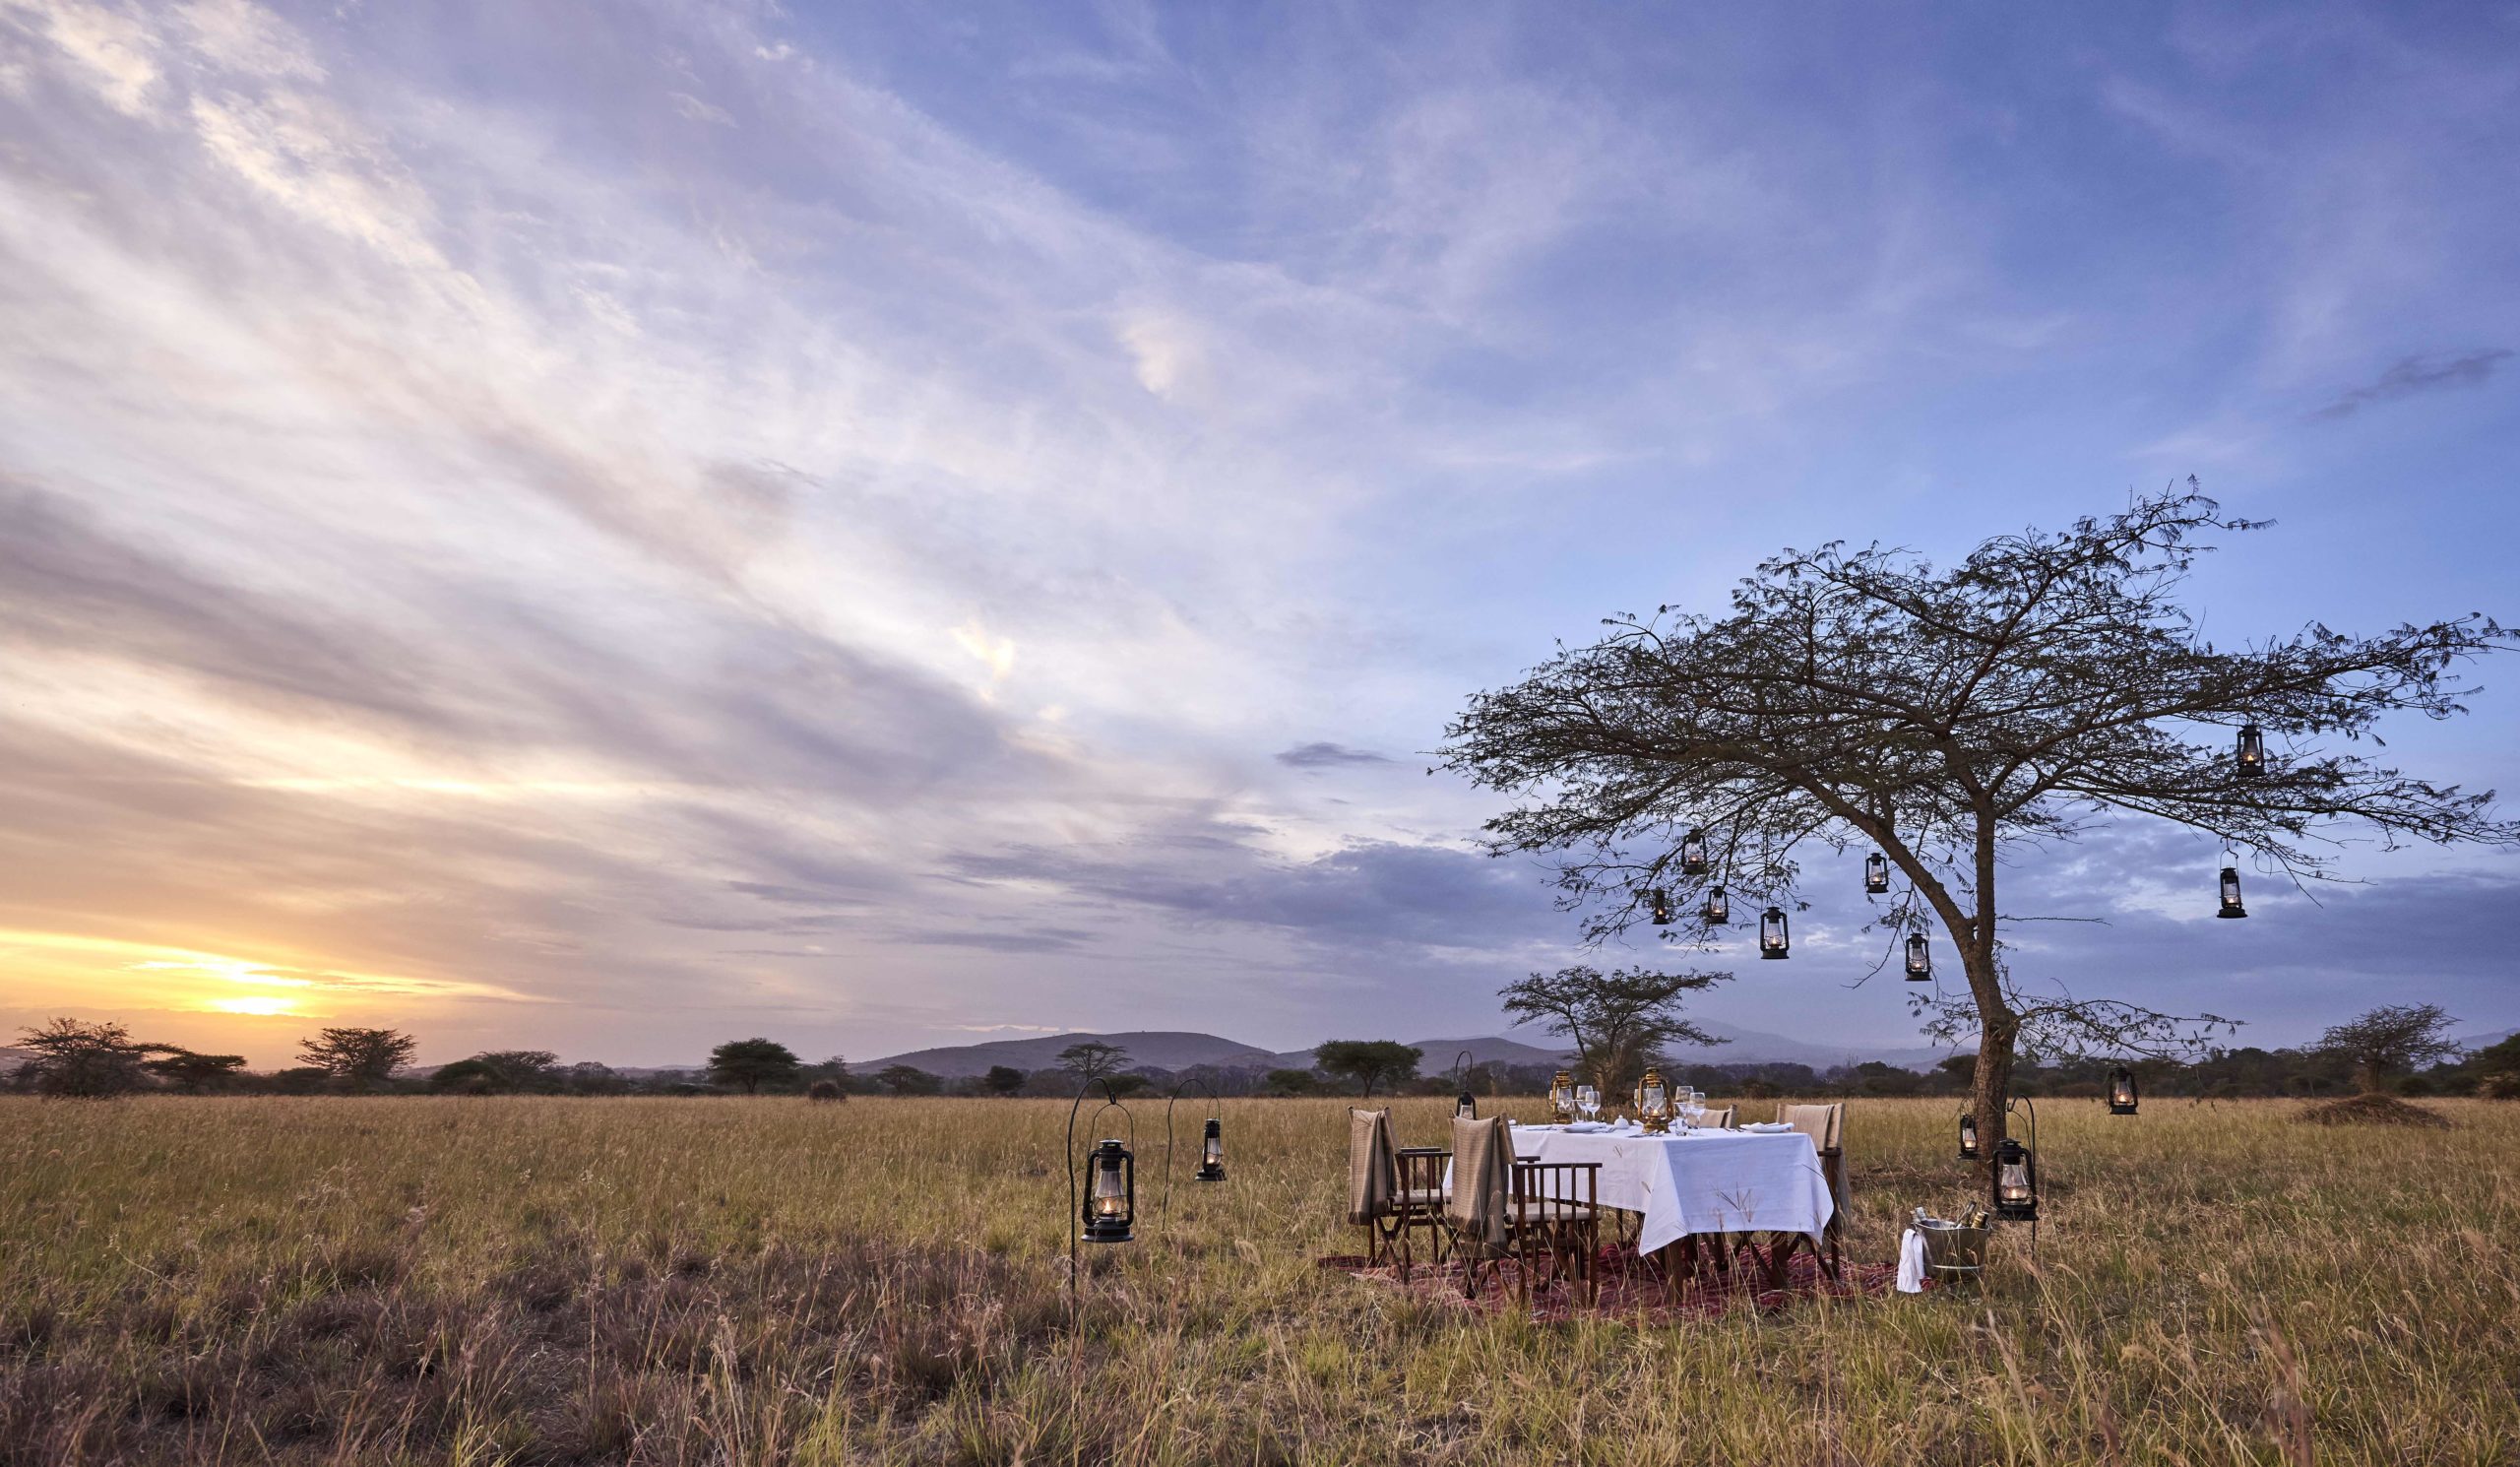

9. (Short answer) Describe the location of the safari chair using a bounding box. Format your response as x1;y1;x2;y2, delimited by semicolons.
1508;1155;1603;1307
1443;1116;1601;1306
1767;1102;1847;1282
1347;1109;1445;1279
1702;1105;1737;1129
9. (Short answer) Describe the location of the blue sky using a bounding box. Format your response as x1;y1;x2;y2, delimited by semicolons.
1;0;2514;1067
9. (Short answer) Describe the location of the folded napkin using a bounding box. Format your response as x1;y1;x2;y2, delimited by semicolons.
1897;1228;1927;1294
1563;1120;1612;1132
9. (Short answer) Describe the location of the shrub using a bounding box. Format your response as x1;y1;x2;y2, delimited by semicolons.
806;1080;845;1103
2481;1071;2520;1101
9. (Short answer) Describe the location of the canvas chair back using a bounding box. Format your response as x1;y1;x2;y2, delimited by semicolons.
1780;1103;1844;1150
1702;1104;1738;1129
1444;1115;1512;1247
1346;1109;1397;1226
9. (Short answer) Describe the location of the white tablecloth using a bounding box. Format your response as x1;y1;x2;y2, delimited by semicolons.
1467;1123;1835;1256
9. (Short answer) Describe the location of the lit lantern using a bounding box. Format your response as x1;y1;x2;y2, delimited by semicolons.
2109;1066;2138;1116
1991;1134;2038;1222
1633;1068;1672;1133
1957;1109;1980;1161
1905;932;1931;982
1081;1138;1136;1243
1679;828;1709;876
2217;862;2246;919
1758;906;1790;959
1195;1117;1228;1181
1864;852;1890;895
1649;888;1674;926
1455;1084;1478;1120
2236;724;2266;780
1703;885;1729;925
1547;1069;1576;1123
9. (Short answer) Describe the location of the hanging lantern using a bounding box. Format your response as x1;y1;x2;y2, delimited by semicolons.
2236;724;2266;780
2109;1066;2138;1116
1864;851;1890;895
1195;1116;1228;1180
1547;1069;1576;1123
1703;885;1729;925
1679;828;1709;876
2217;862;2246;919
1453;1049;1479;1120
1991;1134;2038;1222
1905;932;1931;982
1758;906;1790;959
1633;1067;1673;1133
1081;1138;1136;1243
1956;1109;1980;1161
1648;888;1673;926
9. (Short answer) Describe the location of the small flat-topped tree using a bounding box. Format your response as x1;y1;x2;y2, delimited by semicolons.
1442;485;2513;1156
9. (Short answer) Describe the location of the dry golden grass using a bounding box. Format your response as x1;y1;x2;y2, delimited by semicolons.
3;1095;2514;1465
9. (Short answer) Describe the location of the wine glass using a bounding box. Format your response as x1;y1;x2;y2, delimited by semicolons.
1576;1085;1600;1123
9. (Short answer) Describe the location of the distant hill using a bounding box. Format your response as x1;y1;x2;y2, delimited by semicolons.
858;1031;1277;1079
0;1047;32;1075
2457;1028;2516;1053
865;1025;1954;1080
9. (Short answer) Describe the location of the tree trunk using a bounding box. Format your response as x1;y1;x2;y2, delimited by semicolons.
1962;931;2019;1176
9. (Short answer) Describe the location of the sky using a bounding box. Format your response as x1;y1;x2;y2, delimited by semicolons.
2;0;2516;1069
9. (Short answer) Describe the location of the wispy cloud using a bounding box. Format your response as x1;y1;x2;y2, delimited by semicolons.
2310;350;2512;420
1275;742;1394;769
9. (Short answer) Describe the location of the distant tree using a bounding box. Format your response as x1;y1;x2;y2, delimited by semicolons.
1845;1060;1924;1097
874;1064;942;1096
708;1038;802;1095
2315;1005;2464;1095
472;1050;561;1092
1102;1072;1151;1097
1314;1041;1422;1098
270;1066;333;1095
2467;1034;2520;1092
1057;1041;1130;1081
426;1057;499;1095
16;1018;166;1097
143;1049;248;1093
805;1079;846;1103
564;1061;628;1095
297;1027;417;1091
1498;966;1729;1101
1264;1067;1321;1096
982;1064;1028;1096
1443;486;2518;1160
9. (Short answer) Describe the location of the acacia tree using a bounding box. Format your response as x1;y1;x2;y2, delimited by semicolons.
1056;1041;1130;1082
1313;1040;1423;1098
1442;487;2513;1157
2315;1004;2464;1094
16;1018;170;1097
1497;965;1728;1100
298;1027;417;1091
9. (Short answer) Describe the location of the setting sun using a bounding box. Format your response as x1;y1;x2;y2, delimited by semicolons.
202;995;302;1017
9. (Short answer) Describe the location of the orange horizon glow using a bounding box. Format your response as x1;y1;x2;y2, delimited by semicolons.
0;927;541;1064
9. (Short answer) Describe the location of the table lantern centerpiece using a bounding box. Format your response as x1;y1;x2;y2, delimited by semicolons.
1634;1068;1673;1134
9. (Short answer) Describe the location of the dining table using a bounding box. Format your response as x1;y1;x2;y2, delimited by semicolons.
1468;1120;1836;1259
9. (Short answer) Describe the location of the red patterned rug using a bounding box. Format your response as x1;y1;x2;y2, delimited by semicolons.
1319;1241;1907;1322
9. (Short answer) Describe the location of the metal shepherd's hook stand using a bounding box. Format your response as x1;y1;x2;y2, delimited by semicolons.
1162;1076;1224;1222
1064;1076;1134;1298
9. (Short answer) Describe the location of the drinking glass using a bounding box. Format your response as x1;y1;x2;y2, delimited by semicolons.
1577;1085;1600;1122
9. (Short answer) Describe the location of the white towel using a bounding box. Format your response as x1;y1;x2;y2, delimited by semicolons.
1897;1227;1927;1294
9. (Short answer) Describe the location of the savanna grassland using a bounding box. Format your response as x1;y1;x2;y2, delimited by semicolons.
3;1095;2515;1466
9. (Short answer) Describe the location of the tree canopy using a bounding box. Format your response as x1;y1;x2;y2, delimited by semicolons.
1497;965;1727;1100
1443;486;2514;1150
297;1028;417;1091
1314;1040;1422;1097
707;1038;802;1094
2315;1004;2464;1093
1057;1041;1130;1080
16;1017;167;1097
